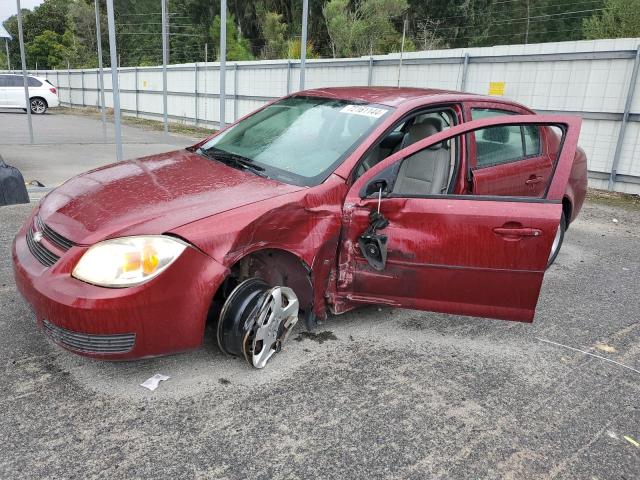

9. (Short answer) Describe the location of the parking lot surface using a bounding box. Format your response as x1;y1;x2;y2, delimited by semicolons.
1;196;639;479
0;110;199;188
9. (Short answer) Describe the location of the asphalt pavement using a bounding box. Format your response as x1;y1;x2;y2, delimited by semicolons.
0;109;200;189
0;111;639;479
1;199;639;479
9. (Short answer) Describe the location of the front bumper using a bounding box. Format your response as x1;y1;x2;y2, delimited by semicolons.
12;219;228;360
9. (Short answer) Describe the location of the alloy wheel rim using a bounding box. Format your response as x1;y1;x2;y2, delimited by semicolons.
31;99;45;113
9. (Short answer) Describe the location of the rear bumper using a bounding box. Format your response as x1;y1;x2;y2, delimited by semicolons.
12;225;228;360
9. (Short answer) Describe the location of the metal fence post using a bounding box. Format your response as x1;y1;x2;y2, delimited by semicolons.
161;0;169;134
219;0;227;129
233;62;238;121
286;60;291;94
608;45;640;190
299;0;308;91
81;70;85;106
460;53;470;92
95;0;107;141
194;62;199;126
133;66;138;117
367;56;373;86
16;0;33;144
106;0;123;161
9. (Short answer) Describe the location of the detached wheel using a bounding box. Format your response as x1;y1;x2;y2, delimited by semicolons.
30;98;47;114
217;278;299;369
547;212;566;268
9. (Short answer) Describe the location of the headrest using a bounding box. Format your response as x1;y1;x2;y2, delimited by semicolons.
407;117;443;149
481;126;510;144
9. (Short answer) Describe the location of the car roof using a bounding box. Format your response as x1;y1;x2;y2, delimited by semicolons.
295;86;481;107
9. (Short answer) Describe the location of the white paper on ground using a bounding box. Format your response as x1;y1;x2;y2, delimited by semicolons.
140;374;170;391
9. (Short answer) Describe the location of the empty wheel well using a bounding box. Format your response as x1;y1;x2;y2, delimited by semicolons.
562;197;572;228
208;249;313;326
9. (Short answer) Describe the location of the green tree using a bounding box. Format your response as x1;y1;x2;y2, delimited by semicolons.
261;12;288;59
323;0;410;57
26;30;69;69
583;0;640;39
209;11;254;61
286;38;319;59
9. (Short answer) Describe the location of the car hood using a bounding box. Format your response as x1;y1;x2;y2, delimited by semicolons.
38;149;304;245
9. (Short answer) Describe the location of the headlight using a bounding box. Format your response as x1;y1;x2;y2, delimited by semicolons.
72;236;187;287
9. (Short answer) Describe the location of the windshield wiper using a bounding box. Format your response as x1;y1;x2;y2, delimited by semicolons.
197;147;266;175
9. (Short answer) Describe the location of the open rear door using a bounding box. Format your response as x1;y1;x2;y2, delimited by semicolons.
336;115;581;322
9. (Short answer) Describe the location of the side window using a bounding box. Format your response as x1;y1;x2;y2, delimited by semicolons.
28;77;42;87
9;75;23;87
355;108;456;180
386;122;560;199
475;125;524;167
0;76;7;87
523;125;541;156
471;108;542;167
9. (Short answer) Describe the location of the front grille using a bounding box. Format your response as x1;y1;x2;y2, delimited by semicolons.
34;216;76;251
26;224;59;267
43;320;136;354
26;216;77;267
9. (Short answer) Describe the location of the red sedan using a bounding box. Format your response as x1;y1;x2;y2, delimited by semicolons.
12;87;587;368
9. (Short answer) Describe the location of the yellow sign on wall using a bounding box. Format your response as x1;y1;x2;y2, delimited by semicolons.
488;81;505;96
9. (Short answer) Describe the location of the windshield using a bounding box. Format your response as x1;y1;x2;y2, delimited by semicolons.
199;96;391;186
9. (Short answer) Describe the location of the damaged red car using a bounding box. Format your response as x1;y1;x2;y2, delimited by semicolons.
12;87;587;368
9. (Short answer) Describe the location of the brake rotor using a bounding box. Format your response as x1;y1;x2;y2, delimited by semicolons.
217;279;299;369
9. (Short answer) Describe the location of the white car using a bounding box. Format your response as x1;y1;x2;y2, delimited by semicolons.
0;74;60;114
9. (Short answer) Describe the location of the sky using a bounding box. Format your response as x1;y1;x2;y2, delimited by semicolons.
1;0;44;25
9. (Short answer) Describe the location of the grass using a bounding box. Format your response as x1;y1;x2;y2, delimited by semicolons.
586;188;640;209
55;106;215;138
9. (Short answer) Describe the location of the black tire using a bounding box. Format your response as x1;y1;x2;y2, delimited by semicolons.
29;97;48;114
547;212;566;268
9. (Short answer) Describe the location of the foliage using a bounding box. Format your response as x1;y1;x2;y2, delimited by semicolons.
209;11;254;61
286;38;319;60
0;0;623;69
323;0;410;57
261;12;288;59
26;30;69;69
583;0;640;39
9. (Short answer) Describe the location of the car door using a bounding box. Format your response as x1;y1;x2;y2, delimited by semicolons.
465;104;554;198
0;75;8;106
336;115;581;322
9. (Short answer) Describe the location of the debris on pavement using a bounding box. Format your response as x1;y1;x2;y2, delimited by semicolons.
594;343;617;353
536;338;640;375
295;331;338;344
623;436;640;448
140;374;170;391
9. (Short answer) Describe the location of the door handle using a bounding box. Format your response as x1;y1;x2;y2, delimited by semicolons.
525;176;543;185
493;227;542;237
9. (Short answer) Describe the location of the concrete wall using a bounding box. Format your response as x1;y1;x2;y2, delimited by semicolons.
25;38;640;194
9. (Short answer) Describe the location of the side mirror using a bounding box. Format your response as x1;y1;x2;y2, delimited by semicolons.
364;179;388;198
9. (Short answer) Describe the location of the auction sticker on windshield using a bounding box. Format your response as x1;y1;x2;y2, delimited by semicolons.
340;104;387;118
